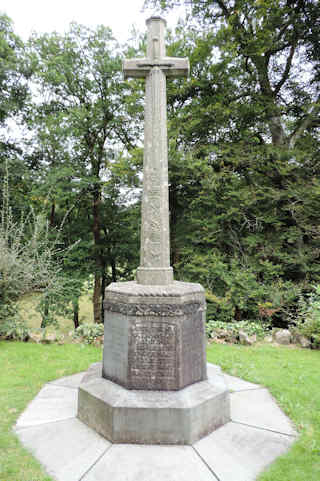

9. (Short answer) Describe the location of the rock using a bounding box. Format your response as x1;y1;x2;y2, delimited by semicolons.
274;329;292;345
297;334;311;348
239;330;256;346
41;333;57;344
264;335;273;343
29;332;42;343
210;328;238;344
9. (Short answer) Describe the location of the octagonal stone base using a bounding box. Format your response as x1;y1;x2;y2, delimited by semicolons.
77;362;230;445
103;281;207;391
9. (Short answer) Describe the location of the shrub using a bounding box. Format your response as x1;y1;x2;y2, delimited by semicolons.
0;317;30;341
206;319;270;341
0;161;75;333
295;285;320;347
72;323;104;344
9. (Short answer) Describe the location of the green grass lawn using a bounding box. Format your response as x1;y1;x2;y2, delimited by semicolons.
0;341;319;480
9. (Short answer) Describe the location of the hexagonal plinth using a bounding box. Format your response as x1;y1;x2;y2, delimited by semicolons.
102;281;207;391
77;363;230;445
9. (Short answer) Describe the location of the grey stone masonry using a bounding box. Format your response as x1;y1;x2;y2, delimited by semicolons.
78;362;230;445
102;281;207;391
123;17;189;286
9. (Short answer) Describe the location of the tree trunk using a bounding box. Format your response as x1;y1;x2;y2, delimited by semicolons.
101;269;106;323
92;167;103;323
40;297;50;328
72;298;79;329
49;201;55;227
111;258;117;283
93;273;102;323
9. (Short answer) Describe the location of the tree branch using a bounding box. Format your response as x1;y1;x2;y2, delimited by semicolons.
216;0;230;18
274;42;296;95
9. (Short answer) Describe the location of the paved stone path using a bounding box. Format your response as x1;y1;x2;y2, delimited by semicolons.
14;363;297;481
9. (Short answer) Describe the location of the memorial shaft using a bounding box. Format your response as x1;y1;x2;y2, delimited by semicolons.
123;17;189;285
78;16;229;446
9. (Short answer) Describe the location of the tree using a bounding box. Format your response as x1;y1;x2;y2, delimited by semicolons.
144;0;320;324
28;24;141;322
0;14;33;219
146;0;320;147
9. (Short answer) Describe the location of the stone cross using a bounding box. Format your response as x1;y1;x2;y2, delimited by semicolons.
123;16;189;285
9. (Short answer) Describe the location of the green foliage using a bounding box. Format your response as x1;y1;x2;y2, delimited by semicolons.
35;276;86;329
0;14;30;125
72;322;104;344
26;23;142;322
0;317;30;341
145;0;320;331
0;162;74;333
206;319;270;340
295;286;320;347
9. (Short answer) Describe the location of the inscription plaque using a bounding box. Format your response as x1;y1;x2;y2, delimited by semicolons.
128;320;177;390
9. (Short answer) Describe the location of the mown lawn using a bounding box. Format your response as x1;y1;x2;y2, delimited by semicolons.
0;341;101;481
0;341;319;480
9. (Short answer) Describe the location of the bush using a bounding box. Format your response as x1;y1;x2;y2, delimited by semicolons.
72;323;104;344
206;319;270;341
295;286;320;347
0;317;30;341
0;161;75;332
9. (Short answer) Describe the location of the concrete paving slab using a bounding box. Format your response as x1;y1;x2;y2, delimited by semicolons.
206;363;222;376
230;388;297;435
15;385;77;429
13;368;299;481
224;373;261;392
194;421;295;481
82;444;217;481
49;372;85;389
207;363;260;392
15;418;110;481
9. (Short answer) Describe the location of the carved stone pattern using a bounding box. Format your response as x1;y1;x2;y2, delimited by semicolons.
104;301;202;317
104;280;205;297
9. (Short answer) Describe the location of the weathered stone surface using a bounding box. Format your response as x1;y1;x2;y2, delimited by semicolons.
77;362;230;445
103;281;207;391
123;17;189;286
273;329;292;345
